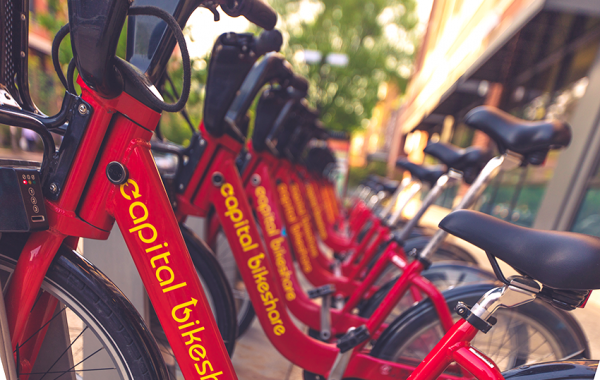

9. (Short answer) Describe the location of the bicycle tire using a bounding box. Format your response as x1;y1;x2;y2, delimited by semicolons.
211;227;256;337
360;262;497;319
0;232;168;379
371;283;590;373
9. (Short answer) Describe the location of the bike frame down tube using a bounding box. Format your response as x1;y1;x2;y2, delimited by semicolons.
273;163;367;296
241;148;383;337
8;80;237;380
188;129;468;380
240;147;453;339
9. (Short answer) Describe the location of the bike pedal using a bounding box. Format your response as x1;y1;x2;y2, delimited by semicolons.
336;325;370;353
308;284;336;299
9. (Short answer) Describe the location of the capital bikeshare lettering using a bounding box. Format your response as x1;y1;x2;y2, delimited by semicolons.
120;179;224;379
255;186;296;301
320;185;336;224
305;183;328;240
220;183;286;335
277;182;313;273
289;182;319;259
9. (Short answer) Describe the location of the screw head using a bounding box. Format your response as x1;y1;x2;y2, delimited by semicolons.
106;161;128;185
78;104;88;115
20;13;26;21
251;174;261;186
49;183;59;194
199;139;205;146
20;51;25;58
212;172;224;187
179;183;185;190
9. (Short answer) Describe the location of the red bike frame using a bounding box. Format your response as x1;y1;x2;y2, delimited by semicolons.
172;126;479;380
6;79;237;380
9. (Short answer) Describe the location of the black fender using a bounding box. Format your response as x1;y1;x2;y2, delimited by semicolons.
502;360;598;380
370;283;497;357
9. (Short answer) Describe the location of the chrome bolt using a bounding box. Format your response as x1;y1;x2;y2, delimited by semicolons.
199;139;205;146
49;183;59;194
20;13;26;21
78;104;88;115
212;172;224;187
251;174;261;186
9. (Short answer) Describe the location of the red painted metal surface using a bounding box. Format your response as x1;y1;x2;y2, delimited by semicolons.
406;319;499;380
7;82;238;380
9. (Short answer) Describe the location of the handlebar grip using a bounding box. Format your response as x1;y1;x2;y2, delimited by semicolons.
222;0;278;30
255;29;283;56
289;74;309;93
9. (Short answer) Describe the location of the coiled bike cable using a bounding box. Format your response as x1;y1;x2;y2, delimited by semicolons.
51;5;192;113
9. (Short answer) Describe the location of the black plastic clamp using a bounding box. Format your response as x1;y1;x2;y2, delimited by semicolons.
337;325;370;353
455;302;497;333
308;284;336;299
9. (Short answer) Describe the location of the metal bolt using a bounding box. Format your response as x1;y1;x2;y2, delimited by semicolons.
199;139;205;146
106;161;128;185
212;172;224;187
20;13;25;21
49;183;59;194
20;51;25;58
179;183;185;190
251;174;261;186
78;104;88;115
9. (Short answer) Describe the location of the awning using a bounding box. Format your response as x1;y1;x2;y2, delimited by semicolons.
402;0;600;134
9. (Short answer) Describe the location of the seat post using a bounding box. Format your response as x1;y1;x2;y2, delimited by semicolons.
417;153;521;261
386;180;422;226
470;276;540;322
379;177;411;219
395;170;462;241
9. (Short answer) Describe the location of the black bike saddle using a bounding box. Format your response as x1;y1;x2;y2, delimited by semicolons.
362;174;399;193
423;142;492;184
439;210;600;290
464;106;571;164
395;159;445;187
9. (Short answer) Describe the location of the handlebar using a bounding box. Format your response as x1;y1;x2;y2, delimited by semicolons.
203;30;282;138
224;53;306;140
221;0;278;30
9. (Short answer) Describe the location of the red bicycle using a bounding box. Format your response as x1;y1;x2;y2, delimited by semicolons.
155;48;587;378
0;1;595;380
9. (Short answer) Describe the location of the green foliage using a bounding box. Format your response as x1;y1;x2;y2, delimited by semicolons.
267;0;418;133
347;160;388;188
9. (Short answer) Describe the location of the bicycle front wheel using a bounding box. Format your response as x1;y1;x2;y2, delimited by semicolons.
0;233;168;380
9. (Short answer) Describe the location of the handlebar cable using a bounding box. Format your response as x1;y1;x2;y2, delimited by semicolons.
114;6;191;113
51;23;71;89
51;6;191;113
164;73;196;134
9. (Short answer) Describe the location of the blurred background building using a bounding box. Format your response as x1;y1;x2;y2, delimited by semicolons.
383;0;600;236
